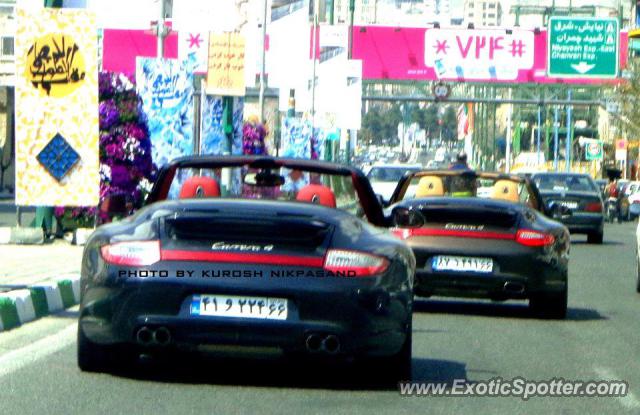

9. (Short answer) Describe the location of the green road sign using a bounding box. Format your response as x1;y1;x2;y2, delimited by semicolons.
548;17;619;79
585;140;603;161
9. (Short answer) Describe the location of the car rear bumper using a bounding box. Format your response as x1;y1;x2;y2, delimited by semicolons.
415;268;566;300
560;213;604;234
79;267;412;358
406;237;567;300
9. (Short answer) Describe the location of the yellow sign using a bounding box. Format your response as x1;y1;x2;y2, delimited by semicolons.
206;32;245;96
25;33;86;98
15;8;99;207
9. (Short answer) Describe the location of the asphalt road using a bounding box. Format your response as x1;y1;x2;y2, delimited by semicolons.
0;222;639;415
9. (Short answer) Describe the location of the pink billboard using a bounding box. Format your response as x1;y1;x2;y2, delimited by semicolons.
102;29;179;75
351;25;628;84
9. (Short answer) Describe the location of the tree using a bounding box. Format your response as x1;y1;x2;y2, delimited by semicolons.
617;58;640;137
442;106;457;141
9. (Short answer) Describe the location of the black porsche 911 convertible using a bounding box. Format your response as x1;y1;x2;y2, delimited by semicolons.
387;170;571;319
77;156;416;382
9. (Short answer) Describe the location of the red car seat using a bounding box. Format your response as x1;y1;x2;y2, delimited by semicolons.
296;184;337;208
179;176;220;199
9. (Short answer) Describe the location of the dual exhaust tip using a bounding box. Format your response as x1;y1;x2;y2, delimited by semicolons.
136;326;171;346
503;282;525;294
305;334;340;354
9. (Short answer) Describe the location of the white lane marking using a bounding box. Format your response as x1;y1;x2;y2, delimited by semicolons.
0;323;76;378
594;367;640;410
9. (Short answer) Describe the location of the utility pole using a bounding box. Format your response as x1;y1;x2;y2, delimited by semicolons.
346;0;355;165
566;90;573;172
311;0;319;155
506;88;512;172
554;105;559;171
156;0;169;58
536;105;542;164
258;0;268;122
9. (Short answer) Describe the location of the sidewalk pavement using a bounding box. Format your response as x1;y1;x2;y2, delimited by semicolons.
0;239;83;332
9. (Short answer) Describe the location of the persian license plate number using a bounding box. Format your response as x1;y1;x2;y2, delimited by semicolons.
432;256;493;273
190;294;288;320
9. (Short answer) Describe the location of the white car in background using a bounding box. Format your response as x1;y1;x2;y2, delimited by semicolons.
637;221;640;292
365;163;423;203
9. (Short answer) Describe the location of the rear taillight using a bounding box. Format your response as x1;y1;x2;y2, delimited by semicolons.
100;240;161;266
584;202;602;212
323;249;389;277
515;230;555;247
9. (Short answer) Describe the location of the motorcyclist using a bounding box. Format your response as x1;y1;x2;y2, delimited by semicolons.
447;153;476;197
449;152;470;170
605;177;620;222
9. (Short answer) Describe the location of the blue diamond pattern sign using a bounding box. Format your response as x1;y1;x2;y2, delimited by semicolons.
36;133;81;182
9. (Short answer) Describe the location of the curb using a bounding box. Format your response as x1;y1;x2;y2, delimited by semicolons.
0;226;45;245
0;275;81;332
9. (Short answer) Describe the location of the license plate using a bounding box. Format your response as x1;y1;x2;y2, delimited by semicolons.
190;294;288;320
432;256;493;273
560;201;578;209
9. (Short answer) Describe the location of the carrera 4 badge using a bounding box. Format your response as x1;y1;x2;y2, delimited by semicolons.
211;242;275;252
444;223;485;231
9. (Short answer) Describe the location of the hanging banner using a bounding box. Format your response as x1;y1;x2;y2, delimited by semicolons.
350;25;628;84
200;94;244;155
15;8;99;206
338;60;362;130
179;31;209;75
281;117;312;159
136;57;194;168
206;32;246;96
102;29;179;75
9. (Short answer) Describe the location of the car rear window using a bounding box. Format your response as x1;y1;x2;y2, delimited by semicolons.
367;167;421;182
533;175;597;193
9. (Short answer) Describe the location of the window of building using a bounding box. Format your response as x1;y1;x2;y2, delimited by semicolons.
0;5;14;15
487;13;495;18
1;36;14;57
488;3;496;8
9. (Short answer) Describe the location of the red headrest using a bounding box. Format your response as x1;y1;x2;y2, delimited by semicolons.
296;184;337;208
179;176;220;199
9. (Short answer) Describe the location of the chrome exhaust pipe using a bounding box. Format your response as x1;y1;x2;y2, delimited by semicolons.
153;326;171;346
305;334;322;352
321;335;340;354
136;326;153;345
503;282;525;294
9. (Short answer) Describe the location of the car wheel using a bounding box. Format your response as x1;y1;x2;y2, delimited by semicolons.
77;323;114;372
587;231;603;244
359;318;412;386
636;257;640;294
529;288;568;319
77;324;136;373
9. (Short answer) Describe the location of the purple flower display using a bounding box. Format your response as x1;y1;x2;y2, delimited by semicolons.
56;72;154;227
242;118;268;155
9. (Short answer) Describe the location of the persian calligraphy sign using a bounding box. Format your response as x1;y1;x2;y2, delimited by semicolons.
206;32;245;96
15;8;99;206
26;33;86;97
423;28;535;81
548;17;619;78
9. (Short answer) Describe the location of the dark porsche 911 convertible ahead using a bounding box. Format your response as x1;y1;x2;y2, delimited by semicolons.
387;170;570;319
78;156;415;382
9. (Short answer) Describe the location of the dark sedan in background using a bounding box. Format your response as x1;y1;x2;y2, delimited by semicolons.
531;173;604;244
78;156;415;383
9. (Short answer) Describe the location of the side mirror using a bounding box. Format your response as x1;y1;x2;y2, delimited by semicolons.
376;193;388;207
391;206;425;227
